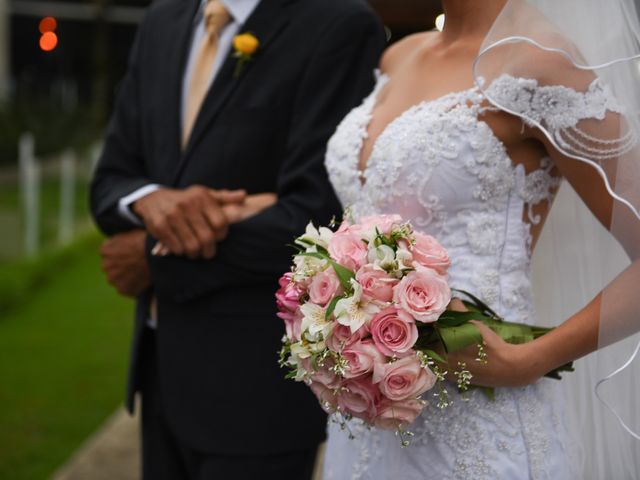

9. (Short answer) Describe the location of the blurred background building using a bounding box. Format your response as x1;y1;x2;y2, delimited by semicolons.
2;0;441;136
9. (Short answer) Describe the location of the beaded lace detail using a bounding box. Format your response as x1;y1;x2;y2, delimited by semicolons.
322;71;617;479
484;74;634;161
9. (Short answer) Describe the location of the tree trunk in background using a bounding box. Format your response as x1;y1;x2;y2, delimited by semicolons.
0;0;9;101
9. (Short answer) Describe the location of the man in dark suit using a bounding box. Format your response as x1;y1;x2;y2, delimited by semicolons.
90;0;385;478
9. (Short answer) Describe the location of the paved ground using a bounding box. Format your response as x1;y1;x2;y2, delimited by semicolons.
51;409;140;480
50;409;325;480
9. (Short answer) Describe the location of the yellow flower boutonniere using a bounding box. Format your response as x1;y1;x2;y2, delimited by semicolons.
232;33;260;77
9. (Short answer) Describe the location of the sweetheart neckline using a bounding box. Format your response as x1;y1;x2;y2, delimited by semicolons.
356;73;480;186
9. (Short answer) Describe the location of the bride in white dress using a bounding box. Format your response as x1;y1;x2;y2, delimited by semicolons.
322;0;640;478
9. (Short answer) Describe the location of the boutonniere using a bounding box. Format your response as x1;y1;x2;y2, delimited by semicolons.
232;32;260;77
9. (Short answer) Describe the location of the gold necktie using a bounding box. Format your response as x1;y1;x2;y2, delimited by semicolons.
182;0;231;148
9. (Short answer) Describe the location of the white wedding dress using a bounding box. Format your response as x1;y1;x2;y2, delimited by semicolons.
321;71;623;479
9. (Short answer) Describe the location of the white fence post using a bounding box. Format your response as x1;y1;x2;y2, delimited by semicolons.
58;150;76;245
89;142;102;174
19;133;40;257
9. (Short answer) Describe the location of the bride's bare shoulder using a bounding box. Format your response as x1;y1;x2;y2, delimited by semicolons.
380;31;437;75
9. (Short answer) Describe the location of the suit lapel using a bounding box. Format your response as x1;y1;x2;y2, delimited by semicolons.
174;0;292;183
160;0;200;183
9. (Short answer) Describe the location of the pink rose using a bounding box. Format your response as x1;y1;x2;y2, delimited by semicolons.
276;273;304;315
374;398;425;430
336;220;351;234
338;377;381;421
393;264;451;323
328;231;368;271
308;269;342;306
301;358;340;389
342;339;386;379
276;273;306;341
278;308;303;342
373;355;436;401
356;265;398;303
411;232;451;275
326;323;368;353
357;214;404;236
310;381;339;414
309;360;342;389
370;307;419;356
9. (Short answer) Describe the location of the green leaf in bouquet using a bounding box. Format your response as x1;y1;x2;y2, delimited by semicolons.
325;295;344;321
423;349;447;364
300;252;331;260
436;323;483;353
298;251;328;260
329;260;356;292
377;235;396;249
544;361;575;380
415;327;441;348
530;326;555;339
438;310;488;327
294;238;315;248
484;319;537;345
287;243;305;253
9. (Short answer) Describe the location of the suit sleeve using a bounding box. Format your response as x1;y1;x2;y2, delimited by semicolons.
148;8;386;302
89;16;155;236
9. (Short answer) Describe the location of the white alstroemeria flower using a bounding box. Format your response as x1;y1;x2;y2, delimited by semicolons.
300;303;332;340
360;227;379;245
368;244;397;271
296;222;334;250
284;352;309;382
293;254;328;281
310;340;327;354
334;279;380;332
396;245;414;269
290;342;312;360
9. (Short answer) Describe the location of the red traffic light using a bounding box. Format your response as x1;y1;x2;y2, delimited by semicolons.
39;17;57;34
38;17;59;52
40;31;58;52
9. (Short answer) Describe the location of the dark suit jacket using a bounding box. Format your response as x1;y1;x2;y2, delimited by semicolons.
90;0;385;455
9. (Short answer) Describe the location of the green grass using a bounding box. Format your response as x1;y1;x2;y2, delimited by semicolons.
0;232;135;480
0;234;100;315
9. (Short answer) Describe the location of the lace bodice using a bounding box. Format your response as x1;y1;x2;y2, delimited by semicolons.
322;72;620;479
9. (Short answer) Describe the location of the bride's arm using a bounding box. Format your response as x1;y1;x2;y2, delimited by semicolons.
453;95;640;388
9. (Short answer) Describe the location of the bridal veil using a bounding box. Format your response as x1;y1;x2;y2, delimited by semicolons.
474;0;640;476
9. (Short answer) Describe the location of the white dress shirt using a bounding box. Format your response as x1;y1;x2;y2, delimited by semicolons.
118;0;261;225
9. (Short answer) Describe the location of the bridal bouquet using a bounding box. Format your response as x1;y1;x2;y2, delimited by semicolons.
277;215;572;444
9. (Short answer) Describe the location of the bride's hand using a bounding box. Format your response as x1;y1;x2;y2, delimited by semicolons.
443;298;544;388
446;322;542;388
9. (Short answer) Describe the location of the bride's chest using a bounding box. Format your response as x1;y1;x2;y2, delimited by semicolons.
325;92;518;216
